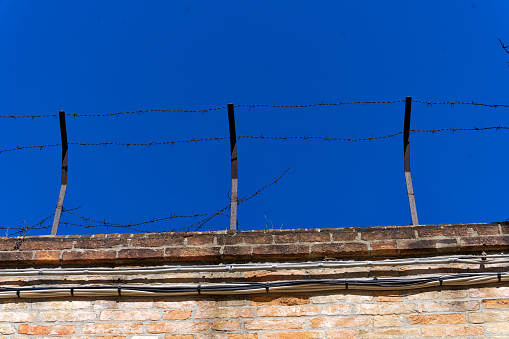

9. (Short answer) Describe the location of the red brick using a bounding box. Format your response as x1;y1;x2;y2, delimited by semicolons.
416;225;470;237
422;325;483;337
0;251;33;264
75;238;128;249
147;322;209;333
187;234;215;246
62;249;116;263
117;248;164;261
164;247;221;262
212;320;241;331
274;231;330;243
245;319;304;330
408;314;466;325
310;243;368;258
18;324;75;335
400;238;458;255
131;233;186;247
460;236;509;251
252;244;309;259
218;233;272;245
361;226;414;241
33;250;61;264
251;294;310;306
82;323;143;334
330;228;358;241
19;238;73;250
223;246;252;260
482;298;509;309
262;332;324;339
370;240;398;256
471;224;500;235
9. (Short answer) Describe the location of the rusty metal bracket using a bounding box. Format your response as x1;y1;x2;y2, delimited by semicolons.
404;97;419;225
228;103;238;230
51;110;68;235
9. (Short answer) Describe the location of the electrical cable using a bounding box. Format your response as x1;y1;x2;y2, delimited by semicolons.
0;271;507;299
1;254;507;277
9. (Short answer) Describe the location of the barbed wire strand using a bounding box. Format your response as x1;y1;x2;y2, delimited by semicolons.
2;99;509;119
1;126;507;155
55;169;289;234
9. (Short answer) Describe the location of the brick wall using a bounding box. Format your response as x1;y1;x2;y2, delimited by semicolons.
0;222;508;338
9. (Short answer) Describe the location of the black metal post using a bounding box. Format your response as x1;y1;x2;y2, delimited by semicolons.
404;97;419;225
228;103;238;230
51;110;68;235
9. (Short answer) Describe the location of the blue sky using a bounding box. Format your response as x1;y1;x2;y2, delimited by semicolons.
0;1;508;235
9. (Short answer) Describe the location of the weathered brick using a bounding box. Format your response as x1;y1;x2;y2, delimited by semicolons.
407;314;466;325
100;310;160;321
18;324;75;335
223;246;252;260
0;278;26;287
62;249;116;263
155;297;215;308
360;227;414;241
421;325;484;337
187;234;215;246
471;224;500;235
82;323;143;334
164;335;194;339
274;231;330;243
330;228;358;241
117;300;154;309
257;306;318;317
0;311;36;322
310;317;371;328
33;250;61;264
358;328;420;338
418;300;479;312
20;238;73;250
486;323;509;334
195;308;253;319
164;247;221;262
147;322;209;333
244;319;304;330
74;238;128;249
416;225;470;237
252;244;309;259
163;309;193;320
0;325;15;335
38;311;96;322
407;289;467;300
399;238;458;255
311;293;372;304
373;315;403;327
326;330;357;339
117;248;164;261
356;303;414;315
32;301;91;310
261;332;324;339
227;335;257;339
320;304;351;315
482;298;509;309
310;243;368;257
470;286;509;298
217;233;272;245
469;311;509;323
370;241;398;256
0;251;33;264
250;294;309;306
460;235;509;251
212;320;241;331
130;234;186;247
375;291;402;302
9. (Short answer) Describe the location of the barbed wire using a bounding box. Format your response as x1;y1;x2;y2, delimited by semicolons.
235;100;405;109
3;99;509;119
1;126;507;155
54;169;289;234
413;100;509;108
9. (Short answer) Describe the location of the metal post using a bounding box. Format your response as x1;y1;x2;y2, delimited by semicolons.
228;103;238;230
404;97;419;225
51;110;68;235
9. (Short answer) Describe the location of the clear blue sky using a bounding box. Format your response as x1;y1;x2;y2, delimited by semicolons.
0;1;508;236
